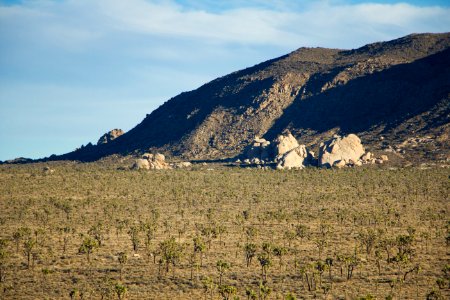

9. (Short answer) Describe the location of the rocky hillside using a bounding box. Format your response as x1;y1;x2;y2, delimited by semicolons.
53;33;450;163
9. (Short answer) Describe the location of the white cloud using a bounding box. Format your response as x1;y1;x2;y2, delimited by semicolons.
1;0;449;54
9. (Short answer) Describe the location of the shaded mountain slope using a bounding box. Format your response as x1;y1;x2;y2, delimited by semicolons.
54;33;450;162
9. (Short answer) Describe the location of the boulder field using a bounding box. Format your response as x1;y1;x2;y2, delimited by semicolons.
244;132;388;169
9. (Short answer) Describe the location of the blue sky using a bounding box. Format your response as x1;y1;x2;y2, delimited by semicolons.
0;0;449;160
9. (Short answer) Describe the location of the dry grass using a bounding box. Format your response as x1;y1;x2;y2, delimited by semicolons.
0;162;449;299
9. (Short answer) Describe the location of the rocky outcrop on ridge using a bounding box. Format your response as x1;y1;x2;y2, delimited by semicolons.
97;129;124;145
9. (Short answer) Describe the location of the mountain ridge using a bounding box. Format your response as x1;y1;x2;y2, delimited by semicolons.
46;32;450;163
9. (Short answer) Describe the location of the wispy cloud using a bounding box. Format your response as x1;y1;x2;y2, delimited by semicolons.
2;0;449;50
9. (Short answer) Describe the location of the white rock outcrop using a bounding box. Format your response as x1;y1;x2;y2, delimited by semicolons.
97;129;124;145
132;159;150;170
276;145;312;170
333;160;346;168
361;152;373;162
149;153;171;170
172;162;192;169
132;153;172;170
245;137;272;161
318;134;365;168
274;132;299;160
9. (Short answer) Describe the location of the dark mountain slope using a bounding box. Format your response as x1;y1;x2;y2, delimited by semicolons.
266;47;450;138
53;33;450;162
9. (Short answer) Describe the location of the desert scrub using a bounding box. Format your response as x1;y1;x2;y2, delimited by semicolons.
0;162;448;299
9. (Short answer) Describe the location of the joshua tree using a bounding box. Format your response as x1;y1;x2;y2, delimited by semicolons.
245;226;258;243
216;224;227;246
198;224;218;250
242;210;250;220
315;238;327;259
141;220;158;247
420;231;430;253
285;292;297;300
284;230;296;247
58;226;75;254
159;237;184;276
127;225;141;252
245;287;257;300
162;219;172;235
262;242;273;258
403;264;420;282
114;219;129;238
188;253;200;281
33;228;46;246
357;229;378;256
206;208;215;223
177;221;188;240
88;222;107;247
380;238;395;263
216;260;230;286
244;243;257;267
295;224;309;242
193;236;206;267
325;257;333;281
295;261;306;289
78;236;99;263
150;208;161;224
272;246;287;269
304;263;317;291
218;285;237;300
374;249;382;275
117;252;128;280
114;282;127;300
258;253;271;281
319;223;332;239
234;214;245;238
315;260;327;288
99;277;115;299
344;255;359;280
69;289;79;300
202;276;216;300
23;238;36;269
395;234;415;260
12;227;31;253
259;281;272;300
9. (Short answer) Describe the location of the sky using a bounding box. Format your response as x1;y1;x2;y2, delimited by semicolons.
0;0;449;161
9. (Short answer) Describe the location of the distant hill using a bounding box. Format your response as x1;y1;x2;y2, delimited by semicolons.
51;33;450;163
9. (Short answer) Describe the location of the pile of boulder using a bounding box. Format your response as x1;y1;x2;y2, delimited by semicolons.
276;144;314;170
243;131;389;169
245;137;272;163
132;153;193;170
130;132;390;171
273;132;315;170
241;131;314;169
318;134;365;168
132;153;171;170
360;152;389;165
